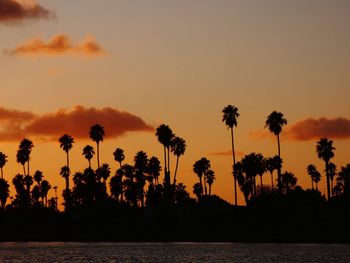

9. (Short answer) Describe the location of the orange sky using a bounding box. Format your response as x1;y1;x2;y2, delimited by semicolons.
1;0;350;207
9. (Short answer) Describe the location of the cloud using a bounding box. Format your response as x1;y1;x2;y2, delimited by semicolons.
4;34;106;56
0;106;153;142
0;0;54;23
210;150;245;158
285;117;350;141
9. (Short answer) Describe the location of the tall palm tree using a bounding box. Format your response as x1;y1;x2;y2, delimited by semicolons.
16;149;27;176
82;145;95;168
265;156;281;191
60;165;70;191
113;148;125;168
193;157;211;195
155;124;173;185
41;180;51;207
265;111;287;193
0;178;9;211
19;138;34;176
205;169;215;196
59;134;74;169
316;137;335;200
89;124;105;169
0;152;8;179
170;136;186;186
222;105;240;205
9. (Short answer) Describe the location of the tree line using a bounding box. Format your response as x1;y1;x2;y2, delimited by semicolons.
0;106;349;212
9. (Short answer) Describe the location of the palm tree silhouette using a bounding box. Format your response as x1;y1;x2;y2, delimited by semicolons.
155;124;173;186
97;163;111;184
60;165;70;191
0;178;9;211
193;182;202;200
337;164;350;196
265;111;287;193
205;169;215;196
193;157;210;195
148;156;161;185
316;137;335;200
19;138;34;176
307;164;318;190
16;149;27;176
281;171;297;193
222;105;240;206
89;124;105;169
170;136;186;186
113;148;125;168
82;145;95;168
0;152;8;179
41;180;51;207
265;156;281;190
33;170;43;186
328;162;337;196
59;134;74;169
241;153;264;196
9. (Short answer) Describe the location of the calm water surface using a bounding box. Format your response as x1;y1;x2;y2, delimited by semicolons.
0;242;349;262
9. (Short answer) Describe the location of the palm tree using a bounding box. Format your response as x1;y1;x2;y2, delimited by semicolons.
265;111;287;192
205;169;215;196
281;171;297;193
241;153;265;196
41;180;51;207
19;138;34;176
59;134;74;169
89;124;105;169
148;156;161;185
222;104;240;205
113;148;125;168
97;163;111;184
328;162;337;195
316;137;335;200
265;156;281;191
24;175;33;197
337;164;350;196
155;124;173;185
193;157;211;195
16;149;27;176
82;145;95;168
170;136;186;186
33;170;43;186
193;182;203;200
60;165;70;191
307;164;317;190
0;152;8;179
0;178;9;211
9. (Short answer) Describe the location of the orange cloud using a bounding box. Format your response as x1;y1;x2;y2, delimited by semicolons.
0;0;54;23
210;150;245;158
0;106;153;142
285;117;350;141
4;35;106;56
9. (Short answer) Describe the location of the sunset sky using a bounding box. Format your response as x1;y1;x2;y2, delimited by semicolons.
1;0;350;206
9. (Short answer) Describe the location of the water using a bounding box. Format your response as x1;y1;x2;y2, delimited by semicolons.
0;242;349;262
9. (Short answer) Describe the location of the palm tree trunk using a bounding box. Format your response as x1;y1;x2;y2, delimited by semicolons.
311;179;314;190
260;175;263;192
331;178;334;197
270;172;274;191
97;142;100;169
167;147;170;178
231;127;238;206
204;177;208;195
277;134;282;193
23;165;26;176
209;184;212;196
66;152;70;169
27;160;30;176
325;161;330;200
65;178;69;192
0;168;3;179
173;156;179;186
88;159;91;169
199;176;203;195
163;146;167;184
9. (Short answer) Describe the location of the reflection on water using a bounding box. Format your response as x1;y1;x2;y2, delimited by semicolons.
0;242;349;262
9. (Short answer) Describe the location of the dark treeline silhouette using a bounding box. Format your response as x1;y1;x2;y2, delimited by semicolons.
0;107;350;242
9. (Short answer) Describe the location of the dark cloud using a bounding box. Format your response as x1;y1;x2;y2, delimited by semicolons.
0;106;153;141
0;0;54;23
4;34;106;56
